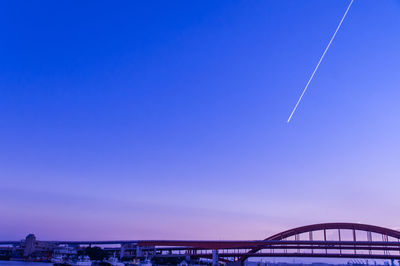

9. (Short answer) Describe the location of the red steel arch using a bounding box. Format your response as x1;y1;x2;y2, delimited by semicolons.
240;222;400;261
266;222;400;240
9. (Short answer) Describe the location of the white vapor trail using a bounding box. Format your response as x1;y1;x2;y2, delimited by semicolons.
287;0;355;123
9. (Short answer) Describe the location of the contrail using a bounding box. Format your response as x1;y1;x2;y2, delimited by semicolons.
287;0;354;123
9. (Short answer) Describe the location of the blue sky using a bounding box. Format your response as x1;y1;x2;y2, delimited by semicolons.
1;0;400;240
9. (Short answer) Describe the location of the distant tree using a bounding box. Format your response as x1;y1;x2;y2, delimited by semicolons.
85;246;107;261
120;256;130;261
77;249;85;257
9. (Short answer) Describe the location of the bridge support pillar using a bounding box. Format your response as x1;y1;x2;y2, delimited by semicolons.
136;246;142;258
120;244;126;259
212;249;218;266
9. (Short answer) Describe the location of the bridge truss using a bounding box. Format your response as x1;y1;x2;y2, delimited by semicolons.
135;223;400;263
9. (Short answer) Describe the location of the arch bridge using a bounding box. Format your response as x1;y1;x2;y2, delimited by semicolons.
2;223;400;265
136;223;400;264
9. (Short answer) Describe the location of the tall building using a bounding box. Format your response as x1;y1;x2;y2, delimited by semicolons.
23;234;36;257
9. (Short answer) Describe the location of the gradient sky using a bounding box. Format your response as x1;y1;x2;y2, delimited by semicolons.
1;0;400;241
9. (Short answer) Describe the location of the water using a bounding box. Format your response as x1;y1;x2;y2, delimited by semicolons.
0;262;52;266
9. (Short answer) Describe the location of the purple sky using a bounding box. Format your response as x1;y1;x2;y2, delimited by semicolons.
1;0;400;241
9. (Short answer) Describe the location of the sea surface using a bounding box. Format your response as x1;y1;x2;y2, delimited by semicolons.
0;262;52;266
